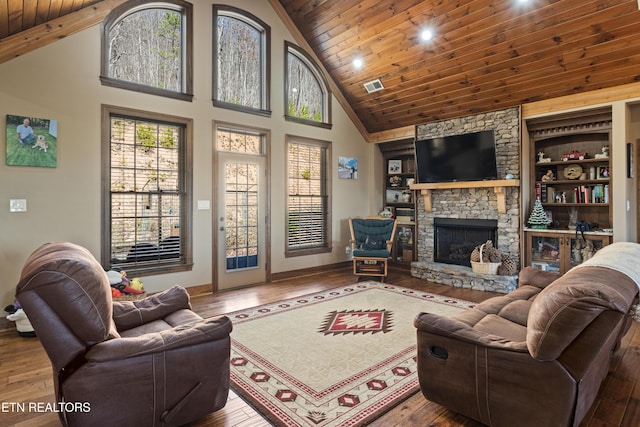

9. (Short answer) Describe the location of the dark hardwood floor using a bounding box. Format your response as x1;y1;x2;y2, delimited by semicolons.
1;267;638;426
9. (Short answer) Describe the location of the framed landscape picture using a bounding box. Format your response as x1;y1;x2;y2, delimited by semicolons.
6;114;58;168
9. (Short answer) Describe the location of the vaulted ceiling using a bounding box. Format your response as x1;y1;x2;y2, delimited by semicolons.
2;0;640;139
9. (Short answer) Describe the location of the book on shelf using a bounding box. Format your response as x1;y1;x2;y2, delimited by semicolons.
573;184;609;204
540;183;609;205
395;207;414;223
396;216;414;223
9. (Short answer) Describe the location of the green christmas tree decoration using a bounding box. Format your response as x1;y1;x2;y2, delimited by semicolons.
527;198;551;229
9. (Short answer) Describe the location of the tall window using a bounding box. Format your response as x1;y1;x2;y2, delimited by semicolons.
102;106;192;275
286;42;331;128
286;136;331;256
213;5;271;116
101;0;193;101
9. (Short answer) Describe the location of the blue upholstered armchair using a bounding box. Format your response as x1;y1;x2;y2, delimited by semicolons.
349;217;398;282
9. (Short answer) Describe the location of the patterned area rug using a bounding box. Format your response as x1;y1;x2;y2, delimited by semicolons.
228;281;475;426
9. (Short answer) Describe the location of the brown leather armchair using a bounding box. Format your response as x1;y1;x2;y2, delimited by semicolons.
16;242;232;426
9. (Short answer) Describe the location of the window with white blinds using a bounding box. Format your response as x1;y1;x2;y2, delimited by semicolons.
102;106;192;274
286;136;332;256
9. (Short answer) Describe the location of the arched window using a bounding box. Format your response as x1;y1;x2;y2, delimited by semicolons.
286;42;332;128
101;0;193;101
213;5;271;116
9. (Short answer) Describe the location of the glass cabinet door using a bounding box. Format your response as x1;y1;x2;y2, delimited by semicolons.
394;225;414;263
568;236;606;269
530;234;561;273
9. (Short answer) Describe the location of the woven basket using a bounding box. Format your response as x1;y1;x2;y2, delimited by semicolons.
471;244;500;275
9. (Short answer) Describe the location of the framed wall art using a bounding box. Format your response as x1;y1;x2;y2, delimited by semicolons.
338;156;358;179
6;114;58;168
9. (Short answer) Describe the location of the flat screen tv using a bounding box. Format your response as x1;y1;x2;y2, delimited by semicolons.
414;130;498;183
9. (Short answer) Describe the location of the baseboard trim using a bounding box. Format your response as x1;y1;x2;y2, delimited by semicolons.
270;261;351;282
184;261;352;296
185;283;215;297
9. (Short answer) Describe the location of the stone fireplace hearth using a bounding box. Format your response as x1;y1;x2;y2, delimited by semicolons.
410;107;521;293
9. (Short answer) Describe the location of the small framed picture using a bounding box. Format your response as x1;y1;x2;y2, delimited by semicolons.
338;156;358;179
388;159;402;174
597;166;610;179
385;189;403;203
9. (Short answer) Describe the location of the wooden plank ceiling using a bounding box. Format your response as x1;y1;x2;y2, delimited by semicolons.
278;0;640;133
0;0;102;38
2;1;640;136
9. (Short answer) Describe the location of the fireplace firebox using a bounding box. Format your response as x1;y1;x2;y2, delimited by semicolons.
434;218;498;267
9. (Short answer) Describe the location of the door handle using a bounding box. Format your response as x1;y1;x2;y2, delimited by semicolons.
220;226;225;231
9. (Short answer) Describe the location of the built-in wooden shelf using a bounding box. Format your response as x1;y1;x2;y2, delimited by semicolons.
410;180;520;214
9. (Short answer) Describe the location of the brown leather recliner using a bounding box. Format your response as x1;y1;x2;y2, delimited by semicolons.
415;242;640;427
16;242;232;426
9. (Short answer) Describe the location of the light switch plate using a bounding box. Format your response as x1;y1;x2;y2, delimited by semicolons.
197;200;210;210
10;199;27;212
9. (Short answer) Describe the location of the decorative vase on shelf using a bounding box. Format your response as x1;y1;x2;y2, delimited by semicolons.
402;192;411;203
379;207;393;218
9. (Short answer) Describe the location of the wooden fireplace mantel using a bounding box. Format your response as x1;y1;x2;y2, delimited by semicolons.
410;180;520;214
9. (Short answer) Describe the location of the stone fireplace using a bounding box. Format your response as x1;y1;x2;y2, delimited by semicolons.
433;218;498;267
410;107;521;293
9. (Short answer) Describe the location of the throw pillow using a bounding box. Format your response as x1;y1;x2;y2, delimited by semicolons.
361;236;385;250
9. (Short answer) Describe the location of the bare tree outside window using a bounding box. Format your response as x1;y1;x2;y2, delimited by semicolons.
101;1;192;100
213;6;271;115
108;9;182;91
285;43;331;128
216;16;260;109
288;54;323;121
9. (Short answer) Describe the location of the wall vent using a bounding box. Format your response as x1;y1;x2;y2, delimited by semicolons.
363;79;384;94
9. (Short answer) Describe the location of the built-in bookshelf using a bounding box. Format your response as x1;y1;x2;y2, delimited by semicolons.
524;108;614;273
379;140;417;266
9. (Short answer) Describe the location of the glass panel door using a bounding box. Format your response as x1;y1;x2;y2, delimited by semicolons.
217;153;265;289
529;234;561;273
568;236;606;269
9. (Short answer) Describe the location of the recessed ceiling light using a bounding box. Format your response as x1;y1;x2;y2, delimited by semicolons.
352;58;364;69
420;29;434;41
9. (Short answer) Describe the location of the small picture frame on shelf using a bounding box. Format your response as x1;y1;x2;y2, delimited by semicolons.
386;189;403;203
597;166;610;180
388;159;402;174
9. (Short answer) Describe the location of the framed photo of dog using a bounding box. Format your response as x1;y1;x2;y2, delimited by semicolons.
6;114;58;167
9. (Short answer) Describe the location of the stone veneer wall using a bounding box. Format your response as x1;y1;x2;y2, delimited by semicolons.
415;107;521;265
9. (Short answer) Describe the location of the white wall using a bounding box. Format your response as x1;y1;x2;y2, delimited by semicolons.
0;0;377;307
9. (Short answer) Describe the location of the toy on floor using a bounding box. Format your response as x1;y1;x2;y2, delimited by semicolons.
105;269;145;295
4;301;36;338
